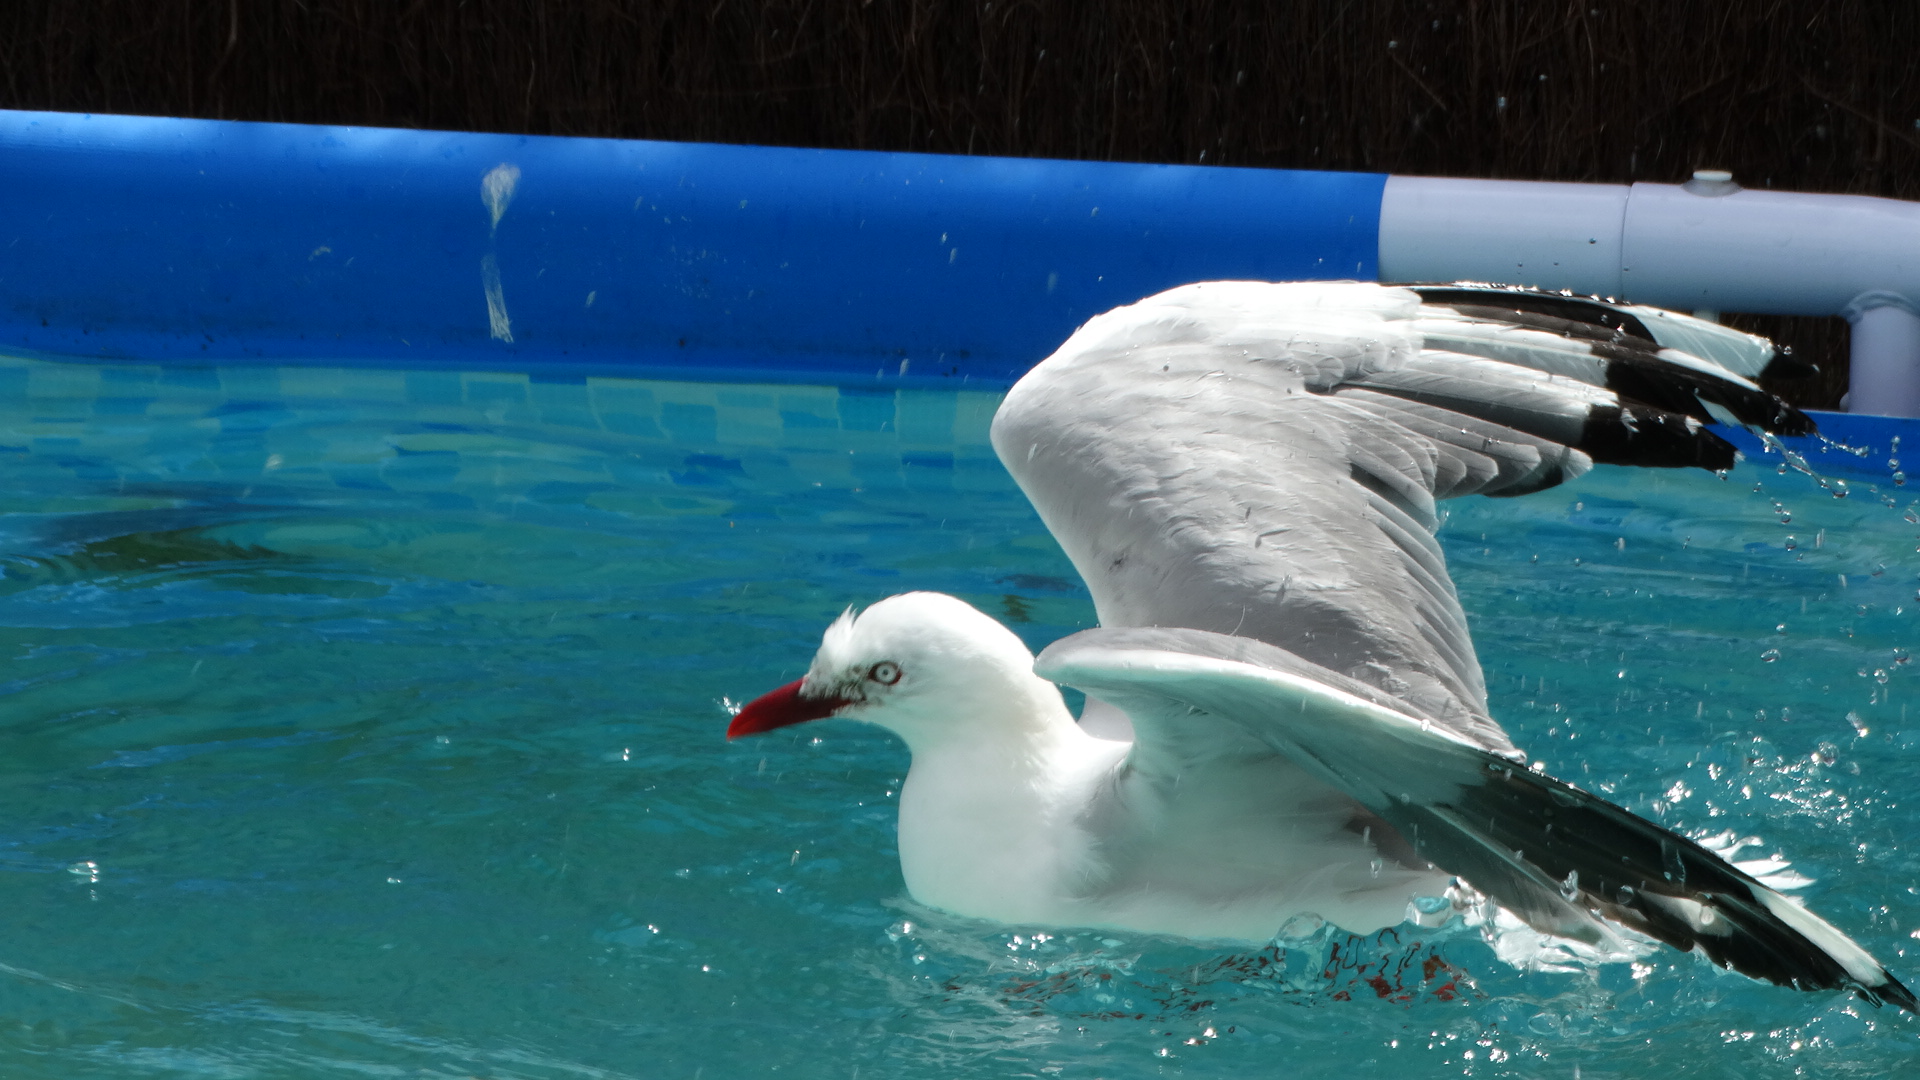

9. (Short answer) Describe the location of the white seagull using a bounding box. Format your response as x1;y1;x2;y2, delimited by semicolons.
729;280;1914;1011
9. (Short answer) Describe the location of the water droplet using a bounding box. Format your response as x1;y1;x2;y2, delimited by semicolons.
1370;857;1383;879
1559;869;1580;901
1616;883;1636;903
1784;536;1798;551
1876;668;1890;685
1761;648;1781;662
1276;913;1326;940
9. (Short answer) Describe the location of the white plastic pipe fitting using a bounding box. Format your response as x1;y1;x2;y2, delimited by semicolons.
1380;173;1920;415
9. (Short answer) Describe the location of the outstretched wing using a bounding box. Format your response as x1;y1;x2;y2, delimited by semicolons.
991;281;1813;753
1037;627;1915;1012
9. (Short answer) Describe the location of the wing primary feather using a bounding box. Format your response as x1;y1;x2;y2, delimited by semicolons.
1577;405;1737;471
1596;351;1815;436
1399;758;1916;1012
1409;286;1658;342
1038;630;1914;1012
1350;357;1740;471
1334;390;1587;498
1369;739;1911;1008
1409;284;1811;392
1411;313;1812;436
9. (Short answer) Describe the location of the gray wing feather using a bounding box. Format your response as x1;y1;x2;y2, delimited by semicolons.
993;281;1808;752
1349;352;1614;446
1333;390;1586;499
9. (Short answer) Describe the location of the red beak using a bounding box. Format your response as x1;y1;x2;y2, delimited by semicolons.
727;678;851;739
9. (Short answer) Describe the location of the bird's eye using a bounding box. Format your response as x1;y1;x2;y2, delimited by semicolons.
867;661;901;685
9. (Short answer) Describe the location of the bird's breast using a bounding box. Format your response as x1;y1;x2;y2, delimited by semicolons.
892;737;1121;925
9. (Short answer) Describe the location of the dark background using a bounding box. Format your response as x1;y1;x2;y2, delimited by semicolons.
6;1;1917;408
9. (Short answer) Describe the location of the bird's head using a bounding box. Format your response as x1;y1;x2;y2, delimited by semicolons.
728;592;1051;749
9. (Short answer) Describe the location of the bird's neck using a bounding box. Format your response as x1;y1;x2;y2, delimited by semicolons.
891;676;1114;924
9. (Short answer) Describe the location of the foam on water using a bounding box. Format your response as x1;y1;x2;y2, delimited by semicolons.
0;354;1914;1077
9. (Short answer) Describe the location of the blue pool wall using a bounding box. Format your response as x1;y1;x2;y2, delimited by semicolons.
0;108;1911;471
0;109;1380;386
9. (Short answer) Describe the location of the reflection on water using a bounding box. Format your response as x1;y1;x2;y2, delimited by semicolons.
0;353;1914;1077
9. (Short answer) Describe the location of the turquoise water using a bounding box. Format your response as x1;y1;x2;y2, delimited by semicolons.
0;355;1915;1077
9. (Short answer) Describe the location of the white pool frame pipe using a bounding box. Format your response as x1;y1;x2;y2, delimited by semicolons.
1379;174;1920;416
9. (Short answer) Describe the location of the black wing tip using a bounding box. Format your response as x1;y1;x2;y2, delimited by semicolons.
1759;399;1820;438
1409;284;1817;444
1761;349;1821;382
1404;755;1904;1010
1579;405;1737;472
1410;284;1656;342
1861;972;1919;1014
1596;355;1818;440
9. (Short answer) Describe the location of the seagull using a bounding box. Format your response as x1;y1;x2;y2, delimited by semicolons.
728;280;1915;1011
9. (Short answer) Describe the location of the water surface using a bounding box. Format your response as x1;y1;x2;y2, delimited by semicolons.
0;355;1914;1077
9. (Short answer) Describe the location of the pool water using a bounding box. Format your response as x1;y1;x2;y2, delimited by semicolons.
0;354;1915;1078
